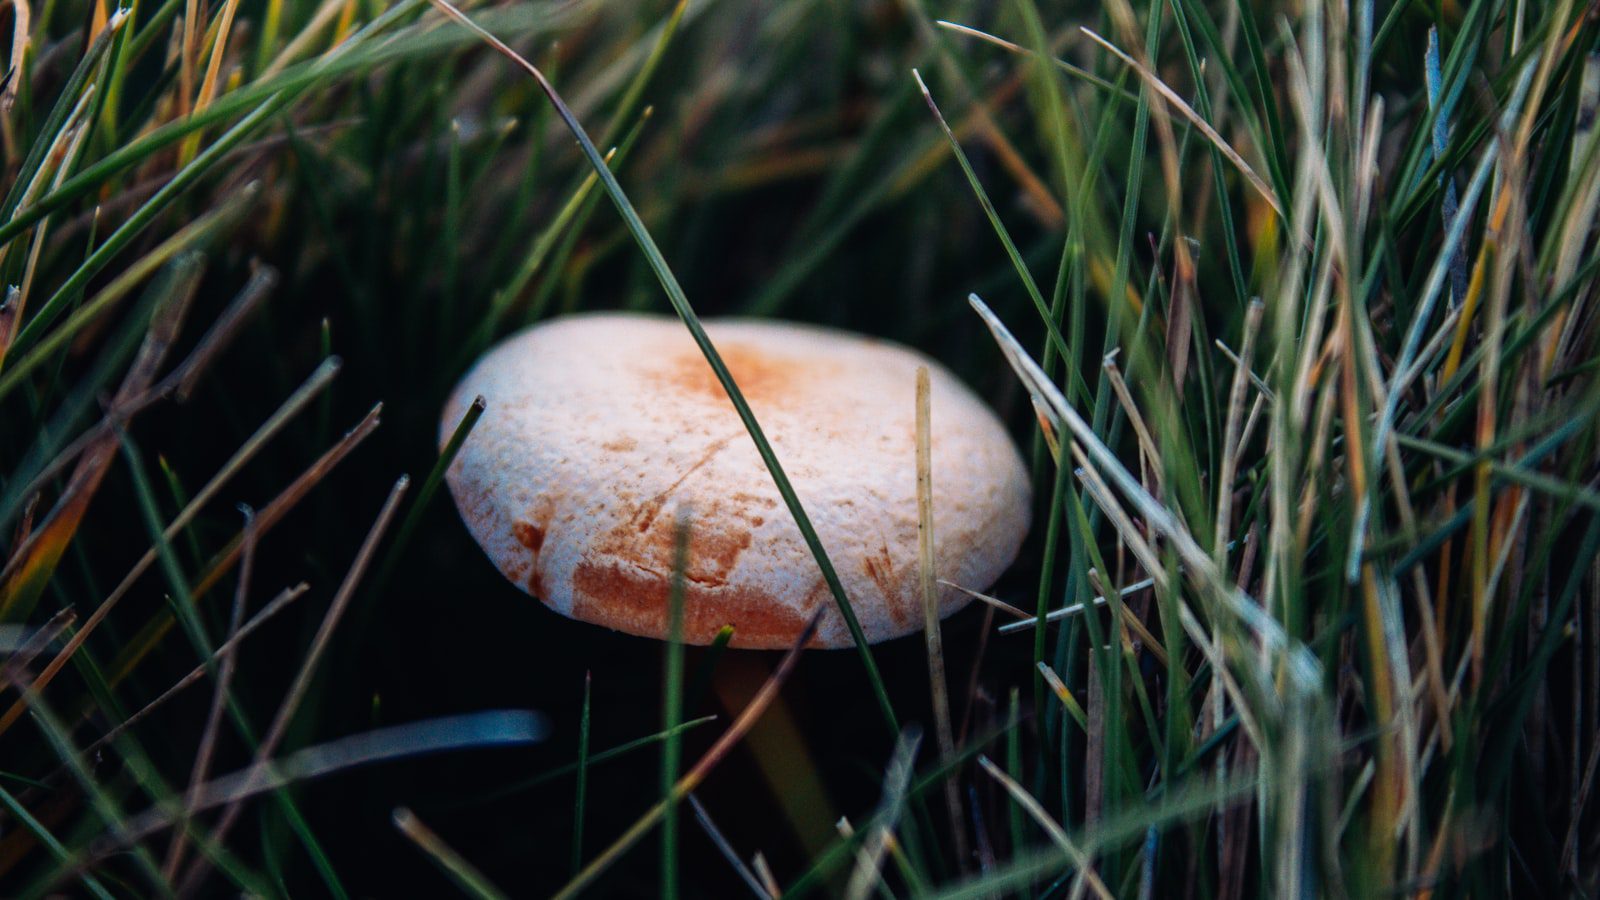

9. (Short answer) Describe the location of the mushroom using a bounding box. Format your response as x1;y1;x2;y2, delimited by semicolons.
441;313;1030;648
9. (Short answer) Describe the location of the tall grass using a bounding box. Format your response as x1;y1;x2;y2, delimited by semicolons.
0;0;1596;896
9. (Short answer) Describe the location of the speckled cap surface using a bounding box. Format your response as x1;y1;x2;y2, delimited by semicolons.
441;313;1030;648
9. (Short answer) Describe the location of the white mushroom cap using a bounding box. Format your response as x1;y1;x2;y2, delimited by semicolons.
442;313;1030;648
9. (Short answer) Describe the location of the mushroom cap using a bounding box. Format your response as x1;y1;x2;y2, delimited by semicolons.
442;313;1030;649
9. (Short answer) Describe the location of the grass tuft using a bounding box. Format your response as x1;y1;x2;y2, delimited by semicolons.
0;0;1596;894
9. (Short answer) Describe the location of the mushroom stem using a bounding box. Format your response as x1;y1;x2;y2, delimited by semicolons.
553;608;824;900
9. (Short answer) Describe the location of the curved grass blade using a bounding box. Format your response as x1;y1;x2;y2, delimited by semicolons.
371;394;486;595
424;0;900;735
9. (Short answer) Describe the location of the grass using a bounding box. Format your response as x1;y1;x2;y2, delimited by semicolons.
0;0;1597;896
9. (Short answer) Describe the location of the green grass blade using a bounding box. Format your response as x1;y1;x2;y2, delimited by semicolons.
426;0;901;735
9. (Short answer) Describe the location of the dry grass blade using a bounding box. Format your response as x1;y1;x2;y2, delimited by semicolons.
1036;663;1088;729
1211;340;1275;401
102;404;381;699
845;727;923;900
180;0;246;165
0;607;75;685
976;756;1112;900
0;0;28;114
393;807;509;900
163;510;257;879
0;287;17;369
752;852;781;898
1350;142;1499;579
916;366;965;868
177;473;409;893
1078;27;1284;223
553;608;823;900
687;794;772;900
939;579;1032;620
173;266;278;402
0;257;202;614
1101;354;1162;494
1560;738;1600;874
1085;569;1168;669
933;20;1137;102
2;268;279;513
998;578;1157;634
0;362;347;739
967;292;1317;689
81;581;310;757
1216;300;1265;560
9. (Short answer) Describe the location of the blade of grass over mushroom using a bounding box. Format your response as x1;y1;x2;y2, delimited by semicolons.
424;0;900;735
394;808;510;900
553;608;824;900
663;517;689;900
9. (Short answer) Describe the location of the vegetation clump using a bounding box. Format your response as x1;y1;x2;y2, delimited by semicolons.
0;0;1595;895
